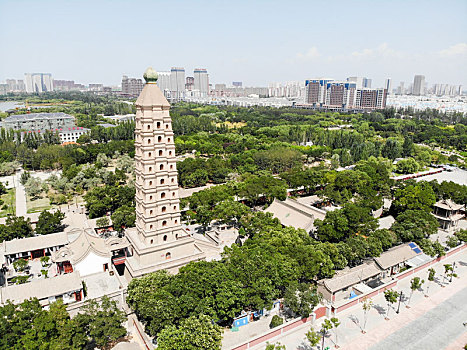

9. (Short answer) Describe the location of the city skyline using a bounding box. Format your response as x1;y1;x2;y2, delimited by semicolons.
1;0;466;87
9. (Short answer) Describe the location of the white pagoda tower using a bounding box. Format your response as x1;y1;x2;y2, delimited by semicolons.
124;67;205;281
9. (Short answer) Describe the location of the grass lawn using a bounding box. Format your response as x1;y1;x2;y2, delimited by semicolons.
0;188;16;217
27;196;52;213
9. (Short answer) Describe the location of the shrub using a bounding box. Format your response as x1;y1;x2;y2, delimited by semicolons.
269;315;284;329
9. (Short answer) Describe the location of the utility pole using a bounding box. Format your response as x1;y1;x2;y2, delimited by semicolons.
396;291;404;314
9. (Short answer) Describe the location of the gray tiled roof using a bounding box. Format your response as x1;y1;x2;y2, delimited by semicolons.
4;112;74;121
0;271;82;304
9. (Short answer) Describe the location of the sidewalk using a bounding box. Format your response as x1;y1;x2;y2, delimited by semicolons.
249;248;467;350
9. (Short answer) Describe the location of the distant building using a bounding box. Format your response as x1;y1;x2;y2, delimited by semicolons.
122;75;144;97
384;78;392;94
397;82;405;95
24;73;53;93
5;79;25;92
53;80;84;91
185;76;194;91
170;67;186;101
347;76;371;89
194;68;209;96
88;83;104;92
413;75;425;96
356;88;387;109
232;81;242;87
305;79;385;110
58;127;90;143
0;84;7;95
2;112;75;131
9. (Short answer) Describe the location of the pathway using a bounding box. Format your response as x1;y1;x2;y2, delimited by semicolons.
15;170;27;216
367;287;467;350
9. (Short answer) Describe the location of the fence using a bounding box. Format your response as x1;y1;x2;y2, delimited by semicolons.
231;306;327;350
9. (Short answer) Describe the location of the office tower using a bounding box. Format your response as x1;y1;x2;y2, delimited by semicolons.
24;73;53;93
121;75;144;96
362;78;372;88
124;68;205;281
413;75;425;96
397;82;405;95
194;68;209;96
170;67;185;101
185;76;194;91
384;79;392;94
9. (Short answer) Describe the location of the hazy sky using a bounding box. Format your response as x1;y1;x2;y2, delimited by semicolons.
1;0;466;87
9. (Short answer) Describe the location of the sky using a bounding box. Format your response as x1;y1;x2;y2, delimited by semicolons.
1;0;466;88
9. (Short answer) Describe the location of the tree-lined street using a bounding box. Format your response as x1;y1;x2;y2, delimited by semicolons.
251;248;467;350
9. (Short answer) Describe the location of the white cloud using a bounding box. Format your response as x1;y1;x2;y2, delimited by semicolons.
438;43;467;57
350;43;403;60
296;47;321;60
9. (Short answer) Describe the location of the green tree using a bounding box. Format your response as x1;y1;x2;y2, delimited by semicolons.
361;297;373;333
320;319;333;350
396;158;420;174
425;268;436;297
392;182;436;215
446;235;460;248
306;327;321;348
283;283;322;318
213;199;249;227
330;317;341;347
111;205;136;232
383;289;399;319
269;315;284;329
74;296;126;349
13;258;28;272
35;210;65;235
157;315;222;350
96;216;110;228
391;210;438;242
408;277;424;307
265;342;286;350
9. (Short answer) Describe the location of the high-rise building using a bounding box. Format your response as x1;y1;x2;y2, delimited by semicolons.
346;76;372;89
24;73;53;93
413;75;425;96
122;75;144;96
384;79;392;94
170;67;185;101
362;78;372;88
124;68;205;280
356;88;387;109
194;68;209;96
156;71;172;98
232;82;242;87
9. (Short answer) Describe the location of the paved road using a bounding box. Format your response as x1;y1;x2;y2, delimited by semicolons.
15;171;27;216
367;286;467;350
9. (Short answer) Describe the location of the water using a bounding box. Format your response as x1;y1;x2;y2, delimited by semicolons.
0;101;25;112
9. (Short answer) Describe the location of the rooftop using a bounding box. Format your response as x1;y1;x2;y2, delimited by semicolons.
3;231;69;256
0;271;82;305
4;112;74;122
434;199;464;211
319;262;381;293
374;243;421;270
264;198;326;232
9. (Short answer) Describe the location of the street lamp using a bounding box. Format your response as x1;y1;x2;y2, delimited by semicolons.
450;262;456;283
396;291;404;314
